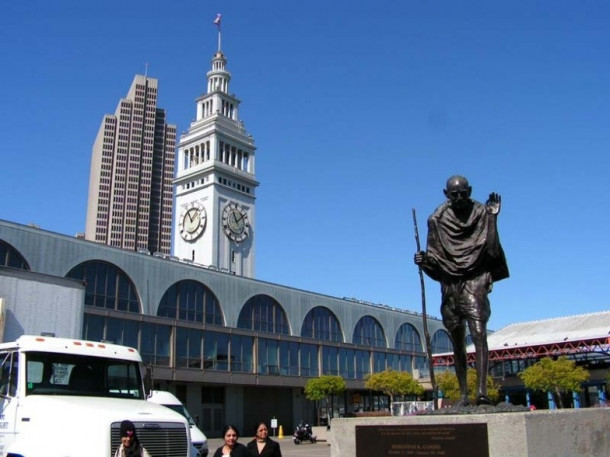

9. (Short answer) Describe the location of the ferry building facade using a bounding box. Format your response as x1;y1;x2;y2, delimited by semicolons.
0;36;451;437
0;221;447;437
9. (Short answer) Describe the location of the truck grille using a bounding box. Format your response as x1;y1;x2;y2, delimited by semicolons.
110;421;189;457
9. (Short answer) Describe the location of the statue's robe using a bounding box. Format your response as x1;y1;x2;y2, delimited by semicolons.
424;200;509;283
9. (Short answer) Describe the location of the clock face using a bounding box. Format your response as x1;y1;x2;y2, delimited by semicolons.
179;202;206;241
222;202;249;242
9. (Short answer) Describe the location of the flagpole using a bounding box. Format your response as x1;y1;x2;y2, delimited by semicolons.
214;13;222;52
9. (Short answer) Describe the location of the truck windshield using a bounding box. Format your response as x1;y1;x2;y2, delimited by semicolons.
163;404;197;426
25;351;145;399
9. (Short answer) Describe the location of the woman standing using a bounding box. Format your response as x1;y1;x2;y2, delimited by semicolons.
246;422;282;457
213;425;252;457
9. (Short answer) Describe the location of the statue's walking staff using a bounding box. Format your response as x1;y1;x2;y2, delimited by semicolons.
412;208;438;409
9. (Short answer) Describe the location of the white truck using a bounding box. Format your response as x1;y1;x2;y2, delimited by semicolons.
148;391;208;457
0;335;192;457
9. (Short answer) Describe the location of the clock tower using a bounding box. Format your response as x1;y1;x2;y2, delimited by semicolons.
173;26;258;277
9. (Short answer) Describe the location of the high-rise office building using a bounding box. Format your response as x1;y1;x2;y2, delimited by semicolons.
85;75;176;254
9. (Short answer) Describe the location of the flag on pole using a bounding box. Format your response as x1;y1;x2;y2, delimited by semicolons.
213;13;222;30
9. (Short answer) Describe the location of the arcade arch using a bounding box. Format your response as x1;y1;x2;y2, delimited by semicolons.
237;294;290;334
157;279;223;325
66;260;139;312
301;306;343;342
395;323;423;352
0;240;29;270
431;329;453;354
353;315;386;348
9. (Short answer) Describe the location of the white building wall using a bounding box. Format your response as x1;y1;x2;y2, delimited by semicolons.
0;268;85;342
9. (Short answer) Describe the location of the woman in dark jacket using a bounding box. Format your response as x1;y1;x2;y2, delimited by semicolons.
213;425;252;457
246;422;282;457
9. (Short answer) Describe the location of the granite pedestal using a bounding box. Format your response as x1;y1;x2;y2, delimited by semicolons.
329;408;609;457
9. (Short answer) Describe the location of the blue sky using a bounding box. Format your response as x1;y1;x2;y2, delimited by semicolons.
1;1;609;331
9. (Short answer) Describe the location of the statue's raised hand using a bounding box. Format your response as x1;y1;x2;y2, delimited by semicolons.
486;193;501;215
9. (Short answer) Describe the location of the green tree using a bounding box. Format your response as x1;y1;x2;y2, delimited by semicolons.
519;356;589;409
437;368;500;404
365;369;425;408
304;375;346;425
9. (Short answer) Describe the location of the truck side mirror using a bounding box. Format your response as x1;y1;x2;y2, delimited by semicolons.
144;365;153;398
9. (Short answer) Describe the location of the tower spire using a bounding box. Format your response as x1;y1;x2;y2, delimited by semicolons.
206;14;230;95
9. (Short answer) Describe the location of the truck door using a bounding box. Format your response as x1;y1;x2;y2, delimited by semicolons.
0;351;19;457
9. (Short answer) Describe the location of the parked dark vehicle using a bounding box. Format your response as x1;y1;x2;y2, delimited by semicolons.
292;421;316;445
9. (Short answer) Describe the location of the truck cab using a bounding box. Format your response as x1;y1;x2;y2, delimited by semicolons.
0;335;192;457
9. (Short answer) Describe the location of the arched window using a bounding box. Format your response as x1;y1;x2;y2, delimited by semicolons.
301;306;343;342
66;261;139;312
353;316;386;348
431;329;453;354
0;240;30;270
158;280;222;325
237;295;289;334
394;323;423;352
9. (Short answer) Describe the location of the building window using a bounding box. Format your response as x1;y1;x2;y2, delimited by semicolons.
301;306;343;342
394;323;423;352
230;334;254;373
176;327;203;369
157;280;223;325
237;295;290;334
322;346;339;375
279;341;299;376
204;331;229;371
258;338;279;375
414;355;428;375
83;315;171;367
386;352;400;372
82;314;105;342
67;261;140;312
431;329;453;354
353;316;386;348
105;317;140;349
355;349;370;379
373;351;386;372
339;348;355;379
399;354;413;374
0;240;30;270
300;343;319;377
140;322;171;366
